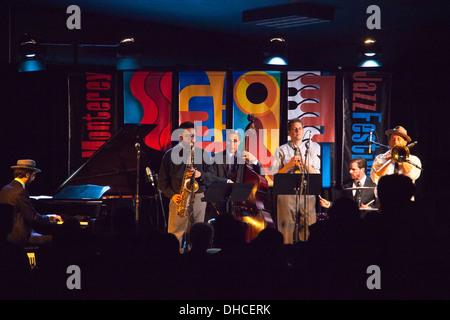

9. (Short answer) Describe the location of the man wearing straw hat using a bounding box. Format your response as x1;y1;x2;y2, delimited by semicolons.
0;159;62;246
370;126;422;184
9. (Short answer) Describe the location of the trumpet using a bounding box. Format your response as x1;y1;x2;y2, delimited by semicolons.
373;141;417;174
293;146;302;174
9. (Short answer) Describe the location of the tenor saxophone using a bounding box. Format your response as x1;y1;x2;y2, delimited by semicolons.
177;143;199;217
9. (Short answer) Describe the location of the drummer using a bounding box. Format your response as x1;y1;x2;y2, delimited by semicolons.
319;157;377;211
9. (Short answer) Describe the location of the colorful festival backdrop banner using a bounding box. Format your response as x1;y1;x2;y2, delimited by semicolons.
120;70;354;190
69;70;118;172
178;71;227;154
123;71;173;152
287;71;336;188
342;71;391;183
232;71;281;185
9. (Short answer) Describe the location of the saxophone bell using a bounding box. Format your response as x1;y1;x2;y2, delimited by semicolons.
184;169;199;193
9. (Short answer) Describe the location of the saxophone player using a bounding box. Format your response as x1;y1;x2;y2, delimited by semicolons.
158;121;229;249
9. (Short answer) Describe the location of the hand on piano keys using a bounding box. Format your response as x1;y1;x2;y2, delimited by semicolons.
48;214;90;226
46;214;63;223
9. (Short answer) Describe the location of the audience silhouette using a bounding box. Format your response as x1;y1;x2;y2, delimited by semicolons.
0;203;32;298
1;174;448;299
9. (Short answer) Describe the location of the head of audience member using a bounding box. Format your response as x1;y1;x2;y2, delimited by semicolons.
327;197;360;224
211;214;245;250
377;174;416;210
188;222;214;253
251;227;284;248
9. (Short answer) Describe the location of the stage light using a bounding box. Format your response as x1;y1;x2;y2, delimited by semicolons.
18;60;46;72
263;36;288;65
266;57;288;65
358;37;382;67
360;59;381;67
117;36;142;70
17;34;46;72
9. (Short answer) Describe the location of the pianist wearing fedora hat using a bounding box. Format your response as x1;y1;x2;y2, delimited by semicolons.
0;159;62;246
370;126;422;185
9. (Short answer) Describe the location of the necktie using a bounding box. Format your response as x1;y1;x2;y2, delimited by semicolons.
226;154;235;177
394;162;400;174
355;180;362;207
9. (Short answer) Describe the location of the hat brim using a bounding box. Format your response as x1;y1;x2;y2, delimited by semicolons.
11;165;41;173
385;129;411;142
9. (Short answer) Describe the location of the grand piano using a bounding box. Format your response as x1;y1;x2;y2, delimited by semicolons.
32;124;166;234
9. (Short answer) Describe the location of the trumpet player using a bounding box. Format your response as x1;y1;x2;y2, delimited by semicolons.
158;121;229;248
272;119;320;243
371;126;422;184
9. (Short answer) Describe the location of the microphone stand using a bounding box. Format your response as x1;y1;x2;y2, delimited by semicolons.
146;167;167;231
156;177;167;231
293;133;311;243
293;165;304;243
368;130;389;151
303;135;311;242
135;142;141;232
154;174;167;231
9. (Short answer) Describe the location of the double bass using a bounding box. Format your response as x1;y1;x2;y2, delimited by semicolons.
231;114;274;242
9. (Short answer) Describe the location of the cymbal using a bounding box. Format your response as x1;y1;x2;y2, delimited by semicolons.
344;186;375;190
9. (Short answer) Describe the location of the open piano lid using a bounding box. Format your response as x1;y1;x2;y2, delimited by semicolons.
55;124;163;197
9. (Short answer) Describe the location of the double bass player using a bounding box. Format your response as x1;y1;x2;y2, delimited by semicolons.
213;121;273;241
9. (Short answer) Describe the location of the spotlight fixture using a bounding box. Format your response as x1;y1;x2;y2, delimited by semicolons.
117;36;142;70
118;37;137;56
17;34;46;72
358;37;382;67
264;36;288;65
362;38;380;56
243;2;334;29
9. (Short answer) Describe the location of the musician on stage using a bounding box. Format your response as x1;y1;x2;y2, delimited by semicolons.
0;159;62;246
272;119;320;243
370;126;422;184
319;157;377;215
210;129;263;217
158;122;229;249
215;129;263;180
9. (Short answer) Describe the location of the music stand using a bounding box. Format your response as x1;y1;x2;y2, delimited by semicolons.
202;182;254;215
273;173;321;196
273;173;322;242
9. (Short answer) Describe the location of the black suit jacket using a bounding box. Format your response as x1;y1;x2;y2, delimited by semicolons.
0;180;49;245
158;145;229;200
340;176;377;208
214;151;262;180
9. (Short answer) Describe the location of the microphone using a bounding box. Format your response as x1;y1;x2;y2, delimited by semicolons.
145;167;155;187
306;131;312;149
135;142;140;151
304;131;312;160
369;131;373;153
407;141;418;148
